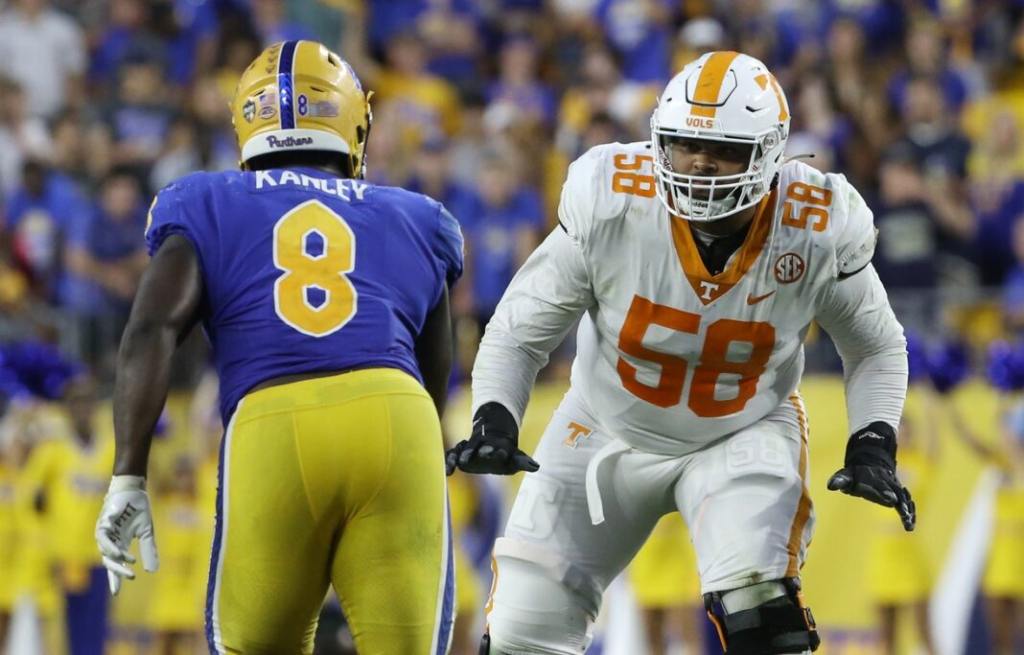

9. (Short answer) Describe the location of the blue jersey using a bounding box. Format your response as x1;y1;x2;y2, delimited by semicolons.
146;167;463;424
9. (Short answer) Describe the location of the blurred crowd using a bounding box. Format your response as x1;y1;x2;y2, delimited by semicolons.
0;0;1021;379
0;2;1021;654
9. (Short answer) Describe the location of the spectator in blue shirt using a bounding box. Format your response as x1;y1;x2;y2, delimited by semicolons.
406;135;485;374
251;0;315;46
105;54;177;169
460;148;545;329
1003;216;1024;334
417;0;482;93
487;36;556;128
3;160;88;300
89;0;167;91
596;0;675;84
820;1;906;55
366;0;428;53
887;17;970;115
59;167;147;368
407;137;482;234
154;0;219;86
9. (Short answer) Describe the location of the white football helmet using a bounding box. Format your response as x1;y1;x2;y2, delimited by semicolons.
650;51;790;222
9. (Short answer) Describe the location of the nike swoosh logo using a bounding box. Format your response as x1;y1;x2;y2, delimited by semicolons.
746;291;776;305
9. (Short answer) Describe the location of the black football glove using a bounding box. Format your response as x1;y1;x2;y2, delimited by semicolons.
445;402;540;476
827;421;916;532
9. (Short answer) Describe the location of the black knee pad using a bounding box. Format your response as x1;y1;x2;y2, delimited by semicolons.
704;578;820;654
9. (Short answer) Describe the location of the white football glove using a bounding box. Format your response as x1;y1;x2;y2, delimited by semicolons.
95;475;159;595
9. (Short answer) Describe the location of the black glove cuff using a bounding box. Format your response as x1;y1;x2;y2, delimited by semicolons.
472;402;519;443
845;421;897;469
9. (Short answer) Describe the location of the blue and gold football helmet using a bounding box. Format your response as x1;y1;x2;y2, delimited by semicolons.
232;40;372;177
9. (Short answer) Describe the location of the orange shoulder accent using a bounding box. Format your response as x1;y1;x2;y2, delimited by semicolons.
669;188;777;305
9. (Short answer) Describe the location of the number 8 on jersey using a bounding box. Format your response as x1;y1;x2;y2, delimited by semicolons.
273;199;358;337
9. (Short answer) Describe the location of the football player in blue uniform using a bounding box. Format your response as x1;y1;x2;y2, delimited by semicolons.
95;40;463;655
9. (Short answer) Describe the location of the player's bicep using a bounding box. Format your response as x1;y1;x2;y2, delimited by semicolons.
472;228;593;421
814;264;904;358
834;178;877;278
434;205;464;287
498;226;594;323
127;234;204;342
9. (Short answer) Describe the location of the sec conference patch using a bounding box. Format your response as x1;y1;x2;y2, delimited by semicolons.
774;252;805;284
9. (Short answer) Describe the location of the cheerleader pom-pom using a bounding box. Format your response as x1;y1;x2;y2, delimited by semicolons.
928;340;971;394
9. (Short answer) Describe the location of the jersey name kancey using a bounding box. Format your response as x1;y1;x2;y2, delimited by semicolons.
146;168;464;424
561;142;875;454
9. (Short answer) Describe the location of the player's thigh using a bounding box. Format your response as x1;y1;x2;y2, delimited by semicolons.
489;399;669;653
676;411;813;593
207;406;331;655
330;391;452;655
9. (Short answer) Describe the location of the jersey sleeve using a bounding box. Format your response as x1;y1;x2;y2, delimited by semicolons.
815;264;908;433
434;204;464;287
831;174;877;278
144;173;209;258
471;226;595;424
558;145;618;249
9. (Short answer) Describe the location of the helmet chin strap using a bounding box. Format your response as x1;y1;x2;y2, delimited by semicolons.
673;189;740;221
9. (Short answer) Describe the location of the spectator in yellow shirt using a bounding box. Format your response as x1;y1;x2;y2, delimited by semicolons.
151;455;204;655
948;398;1024;655
22;375;114;655
0;434;17;649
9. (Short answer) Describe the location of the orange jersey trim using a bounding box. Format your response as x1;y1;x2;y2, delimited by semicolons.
669;188;777;305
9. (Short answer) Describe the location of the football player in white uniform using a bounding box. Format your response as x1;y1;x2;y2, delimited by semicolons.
446;51;915;654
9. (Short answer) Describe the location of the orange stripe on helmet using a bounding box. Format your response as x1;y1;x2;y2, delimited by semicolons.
689;51;740;118
755;73;789;122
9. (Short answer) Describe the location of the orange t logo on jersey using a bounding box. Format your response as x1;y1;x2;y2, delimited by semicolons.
564;422;593;449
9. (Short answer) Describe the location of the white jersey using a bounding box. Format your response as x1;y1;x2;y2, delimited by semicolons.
472;141;907;455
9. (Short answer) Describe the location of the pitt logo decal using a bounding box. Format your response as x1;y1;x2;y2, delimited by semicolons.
686;116;714;129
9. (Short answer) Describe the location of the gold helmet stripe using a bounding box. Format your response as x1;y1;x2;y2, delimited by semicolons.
689;50;740;119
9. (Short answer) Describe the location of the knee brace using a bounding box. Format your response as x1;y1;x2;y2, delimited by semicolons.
704;578;820;654
482;539;598;655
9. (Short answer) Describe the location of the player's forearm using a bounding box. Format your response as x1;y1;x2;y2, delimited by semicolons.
472;326;549;425
472;228;594;422
840;346;907;432
112;320;177;476
817;265;908;432
418;344;451;419
112;235;204;477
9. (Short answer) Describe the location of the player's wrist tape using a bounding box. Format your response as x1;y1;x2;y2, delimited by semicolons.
844;421;897;468
108;475;147;493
